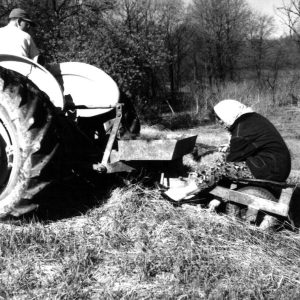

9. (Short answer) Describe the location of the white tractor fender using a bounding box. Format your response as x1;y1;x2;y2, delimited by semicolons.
51;62;120;117
0;55;120;117
0;54;64;108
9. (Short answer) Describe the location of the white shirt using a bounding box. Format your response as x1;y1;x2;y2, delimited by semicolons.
0;24;39;60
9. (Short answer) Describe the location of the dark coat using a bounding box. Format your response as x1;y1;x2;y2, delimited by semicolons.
227;112;291;182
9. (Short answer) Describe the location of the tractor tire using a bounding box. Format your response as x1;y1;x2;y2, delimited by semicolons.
226;186;277;226
0;66;62;219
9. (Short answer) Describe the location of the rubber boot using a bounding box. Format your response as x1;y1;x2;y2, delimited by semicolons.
259;215;278;231
208;199;221;211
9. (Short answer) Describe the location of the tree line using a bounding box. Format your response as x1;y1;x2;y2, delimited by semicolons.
1;0;300;117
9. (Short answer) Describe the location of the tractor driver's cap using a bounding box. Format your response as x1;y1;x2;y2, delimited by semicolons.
9;8;37;27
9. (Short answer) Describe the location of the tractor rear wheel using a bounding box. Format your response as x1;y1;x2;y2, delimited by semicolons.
226;186;277;226
0;67;61;219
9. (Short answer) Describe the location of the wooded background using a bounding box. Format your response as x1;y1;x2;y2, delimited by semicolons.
1;0;300;122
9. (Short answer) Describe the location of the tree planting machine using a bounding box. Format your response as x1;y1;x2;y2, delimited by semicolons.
0;54;298;228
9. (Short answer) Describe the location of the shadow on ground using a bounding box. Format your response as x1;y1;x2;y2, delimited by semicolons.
20;173;125;223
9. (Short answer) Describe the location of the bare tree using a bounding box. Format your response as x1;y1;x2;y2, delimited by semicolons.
246;13;275;85
161;0;192;102
112;0;189;110
278;0;300;45
190;0;251;83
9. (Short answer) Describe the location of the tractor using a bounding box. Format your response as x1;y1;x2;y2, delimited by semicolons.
0;54;196;218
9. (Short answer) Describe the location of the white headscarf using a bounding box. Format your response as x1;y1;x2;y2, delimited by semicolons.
213;99;254;127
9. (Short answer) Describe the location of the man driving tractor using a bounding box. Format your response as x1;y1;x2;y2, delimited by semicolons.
0;8;39;62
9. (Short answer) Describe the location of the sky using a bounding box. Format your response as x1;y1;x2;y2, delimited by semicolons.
247;0;288;36
247;0;284;15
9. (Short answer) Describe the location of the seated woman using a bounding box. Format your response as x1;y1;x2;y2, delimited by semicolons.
213;99;291;182
163;99;291;223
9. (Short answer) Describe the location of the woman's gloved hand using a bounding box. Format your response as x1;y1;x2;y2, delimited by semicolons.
218;144;230;153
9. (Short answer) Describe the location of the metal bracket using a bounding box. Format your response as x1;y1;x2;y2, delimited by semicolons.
93;104;122;173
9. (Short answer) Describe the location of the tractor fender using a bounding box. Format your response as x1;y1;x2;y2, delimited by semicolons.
0;54;64;108
51;62;120;117
0;55;120;118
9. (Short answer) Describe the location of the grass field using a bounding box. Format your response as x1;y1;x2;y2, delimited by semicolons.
0;107;300;299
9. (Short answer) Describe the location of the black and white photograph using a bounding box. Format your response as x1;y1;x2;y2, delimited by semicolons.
0;0;299;299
